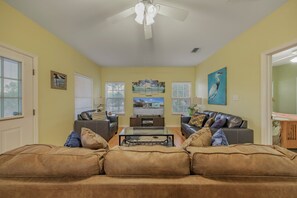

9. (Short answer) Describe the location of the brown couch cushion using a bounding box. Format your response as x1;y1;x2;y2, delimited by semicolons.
81;127;109;150
104;146;190;176
0;144;106;177
187;144;297;177
181;127;212;149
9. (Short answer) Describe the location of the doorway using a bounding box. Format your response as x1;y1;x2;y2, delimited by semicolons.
0;44;38;153
261;40;297;146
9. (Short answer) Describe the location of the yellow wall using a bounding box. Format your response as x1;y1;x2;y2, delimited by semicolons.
196;0;297;143
0;1;101;145
101;67;196;126
273;64;297;114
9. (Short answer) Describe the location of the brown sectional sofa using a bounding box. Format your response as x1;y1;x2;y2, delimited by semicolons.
1;144;297;198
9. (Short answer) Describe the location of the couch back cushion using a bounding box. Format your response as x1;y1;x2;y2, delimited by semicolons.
0;144;106;177
104;146;190;176
215;113;243;128
203;110;217;118
187;144;297;177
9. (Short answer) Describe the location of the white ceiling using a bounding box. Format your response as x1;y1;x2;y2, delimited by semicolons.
272;46;297;66
5;0;287;67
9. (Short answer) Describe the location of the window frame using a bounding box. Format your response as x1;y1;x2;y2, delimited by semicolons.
0;56;24;120
105;82;125;115
171;82;192;114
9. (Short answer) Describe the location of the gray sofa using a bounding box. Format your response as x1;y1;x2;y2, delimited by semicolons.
181;110;254;144
74;110;118;141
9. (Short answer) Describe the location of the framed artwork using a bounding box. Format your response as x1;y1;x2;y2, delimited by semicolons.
208;67;227;105
51;70;67;90
132;79;165;95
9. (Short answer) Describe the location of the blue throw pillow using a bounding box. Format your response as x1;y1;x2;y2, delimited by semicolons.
211;129;229;146
64;131;82;147
211;117;226;128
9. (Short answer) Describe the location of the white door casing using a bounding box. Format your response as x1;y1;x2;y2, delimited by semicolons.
261;39;297;144
0;44;38;153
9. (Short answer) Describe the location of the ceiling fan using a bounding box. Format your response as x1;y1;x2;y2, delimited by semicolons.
106;0;189;40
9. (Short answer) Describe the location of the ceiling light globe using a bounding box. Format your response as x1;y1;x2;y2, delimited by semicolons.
135;2;145;14
135;15;144;24
147;4;157;18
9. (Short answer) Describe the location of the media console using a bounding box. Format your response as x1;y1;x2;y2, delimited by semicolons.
130;115;164;127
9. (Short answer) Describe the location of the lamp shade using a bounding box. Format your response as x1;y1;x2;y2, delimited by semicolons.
94;97;104;106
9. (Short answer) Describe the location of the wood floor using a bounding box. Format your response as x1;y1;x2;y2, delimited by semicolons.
108;127;186;148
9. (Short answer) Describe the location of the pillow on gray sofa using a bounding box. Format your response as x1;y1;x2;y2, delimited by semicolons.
211;128;229;146
80;112;92;120
211;117;226;128
228;116;243;128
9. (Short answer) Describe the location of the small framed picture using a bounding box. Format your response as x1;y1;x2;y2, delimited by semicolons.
51;70;67;90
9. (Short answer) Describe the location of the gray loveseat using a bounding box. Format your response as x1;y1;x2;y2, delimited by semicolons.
181;110;254;144
74;110;118;141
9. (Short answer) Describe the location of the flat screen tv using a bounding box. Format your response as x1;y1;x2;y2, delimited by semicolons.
133;97;164;116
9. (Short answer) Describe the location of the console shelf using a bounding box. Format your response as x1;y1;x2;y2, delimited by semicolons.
130;116;164;127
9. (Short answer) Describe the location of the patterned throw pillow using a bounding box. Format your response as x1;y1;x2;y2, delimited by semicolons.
64;131;82;147
188;114;206;127
181;127;212;149
211;128;229;146
81;128;109;150
204;117;215;127
211;117;227;128
80;112;92;120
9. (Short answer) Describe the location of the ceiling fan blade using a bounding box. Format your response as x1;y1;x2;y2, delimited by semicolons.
156;4;188;21
106;7;135;24
144;25;152;40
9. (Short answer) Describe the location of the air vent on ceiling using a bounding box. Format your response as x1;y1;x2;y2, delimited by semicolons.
191;48;200;53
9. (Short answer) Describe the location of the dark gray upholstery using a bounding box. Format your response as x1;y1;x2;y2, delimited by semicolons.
181;110;254;144
74;110;118;141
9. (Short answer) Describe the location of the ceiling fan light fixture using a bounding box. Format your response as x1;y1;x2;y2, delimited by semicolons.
146;15;155;25
147;4;157;18
135;14;144;24
135;2;145;24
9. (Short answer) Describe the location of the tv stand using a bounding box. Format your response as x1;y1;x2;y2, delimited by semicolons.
130;115;164;127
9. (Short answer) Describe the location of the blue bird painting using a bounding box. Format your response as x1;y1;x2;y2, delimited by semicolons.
208;67;227;105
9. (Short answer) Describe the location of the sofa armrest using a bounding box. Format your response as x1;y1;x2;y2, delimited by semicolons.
181;116;191;124
107;115;118;123
74;120;111;141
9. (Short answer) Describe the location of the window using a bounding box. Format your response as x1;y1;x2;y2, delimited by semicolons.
172;82;191;114
105;82;125;114
0;57;22;119
74;74;93;119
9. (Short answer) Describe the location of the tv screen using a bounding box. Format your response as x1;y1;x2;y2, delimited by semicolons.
133;97;164;116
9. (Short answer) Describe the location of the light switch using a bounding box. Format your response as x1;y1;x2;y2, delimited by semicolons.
232;95;239;101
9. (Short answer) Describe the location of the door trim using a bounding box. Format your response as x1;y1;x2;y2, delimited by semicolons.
261;39;297;144
0;43;39;144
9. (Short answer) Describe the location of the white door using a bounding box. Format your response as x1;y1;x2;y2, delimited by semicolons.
0;45;36;153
